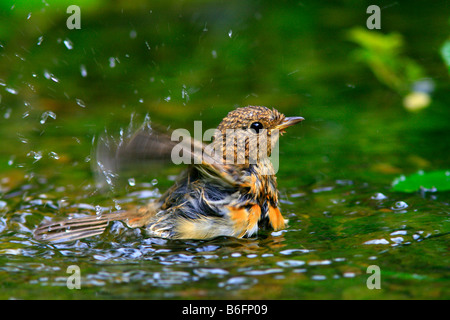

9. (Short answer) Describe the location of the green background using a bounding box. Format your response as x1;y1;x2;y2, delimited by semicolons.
0;0;448;299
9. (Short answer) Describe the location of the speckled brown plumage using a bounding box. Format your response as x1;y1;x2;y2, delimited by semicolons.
34;106;304;242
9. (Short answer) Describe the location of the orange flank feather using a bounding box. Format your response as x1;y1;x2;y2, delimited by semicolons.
268;205;285;231
247;205;261;234
227;206;248;237
227;204;262;237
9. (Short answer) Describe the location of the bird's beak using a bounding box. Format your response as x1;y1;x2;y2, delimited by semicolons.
276;116;304;131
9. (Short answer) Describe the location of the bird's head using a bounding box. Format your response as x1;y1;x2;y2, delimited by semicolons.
212;106;304;165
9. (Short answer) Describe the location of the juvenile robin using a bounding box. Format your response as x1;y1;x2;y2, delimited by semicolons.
34;106;304;242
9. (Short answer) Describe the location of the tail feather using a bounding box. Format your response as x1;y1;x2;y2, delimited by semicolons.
34;203;159;243
34;211;135;243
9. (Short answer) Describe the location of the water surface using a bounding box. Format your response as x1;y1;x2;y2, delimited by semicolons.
0;1;448;299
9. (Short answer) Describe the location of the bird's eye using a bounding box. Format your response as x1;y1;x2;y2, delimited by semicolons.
250;121;264;133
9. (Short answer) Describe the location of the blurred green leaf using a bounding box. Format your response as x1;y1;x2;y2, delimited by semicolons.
347;28;427;93
347;27;407;93
392;170;450;192
347;27;432;111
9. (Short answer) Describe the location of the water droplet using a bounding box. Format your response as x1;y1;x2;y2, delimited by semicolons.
211;50;217;59
181;85;189;102
95;205;103;216
76;98;86;108
128;178;136;186
14;53;25;61
27;150;42;163
129;30;137;39
143;113;151;128
5;87;17;95
25;82;35;92
228;29;232;38
80;65;87;77
17;134;28;144
97;160;118;187
109;57;116;68
43;70;59;82
145;41;151;50
151;178;158;186
392;201;408;210
63;38;73;50
37;36;44;46
113;200;121;211
48;151;60;160
40;111;56;124
164;96;171;102
4;108;11;119
371;192;387;200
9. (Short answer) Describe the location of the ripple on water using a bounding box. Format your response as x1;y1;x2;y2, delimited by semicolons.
218;276;258;290
279;248;311;255
276;260;306;267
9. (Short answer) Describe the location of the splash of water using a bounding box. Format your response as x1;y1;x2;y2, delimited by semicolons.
63;39;73;50
40;111;56;124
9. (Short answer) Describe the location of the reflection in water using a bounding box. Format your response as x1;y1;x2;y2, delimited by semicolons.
0;174;448;298
0;0;448;299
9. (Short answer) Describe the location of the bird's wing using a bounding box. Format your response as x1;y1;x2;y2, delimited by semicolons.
95;123;241;187
34;122;241;243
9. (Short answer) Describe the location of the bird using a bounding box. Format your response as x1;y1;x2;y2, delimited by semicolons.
33;106;304;242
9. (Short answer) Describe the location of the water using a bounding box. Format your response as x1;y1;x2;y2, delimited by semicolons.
0;1;449;299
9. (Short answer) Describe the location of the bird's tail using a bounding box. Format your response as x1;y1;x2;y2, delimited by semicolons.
33;205;156;243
